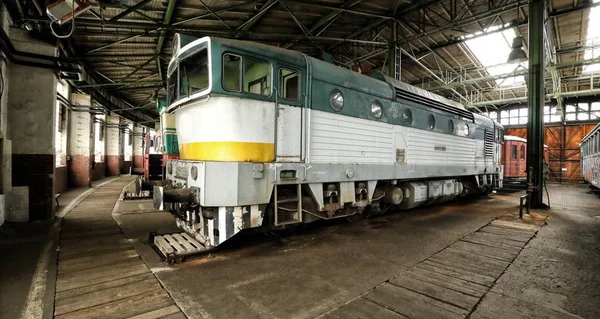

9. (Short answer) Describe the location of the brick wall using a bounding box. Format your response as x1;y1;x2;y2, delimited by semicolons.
54;166;68;193
106;155;122;176
133;155;144;173
121;161;132;174
12;154;54;221
92;161;105;181
68;154;91;187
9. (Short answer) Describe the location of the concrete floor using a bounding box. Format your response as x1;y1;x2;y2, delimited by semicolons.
1;181;599;318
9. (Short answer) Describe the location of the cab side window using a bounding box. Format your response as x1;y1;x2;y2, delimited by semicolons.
279;68;299;100
244;57;271;96
511;145;517;160
223;54;241;92
222;53;271;96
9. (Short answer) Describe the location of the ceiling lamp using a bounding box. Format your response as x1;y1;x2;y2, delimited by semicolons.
507;36;528;63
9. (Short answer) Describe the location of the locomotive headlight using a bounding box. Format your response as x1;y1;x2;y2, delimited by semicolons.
329;90;344;112
371;101;383;119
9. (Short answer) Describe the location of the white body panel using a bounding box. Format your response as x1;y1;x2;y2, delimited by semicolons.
308;109;478;166
310;109;394;164
276;104;302;161
175;96;275;144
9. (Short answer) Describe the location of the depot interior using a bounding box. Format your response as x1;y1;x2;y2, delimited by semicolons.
0;1;599;319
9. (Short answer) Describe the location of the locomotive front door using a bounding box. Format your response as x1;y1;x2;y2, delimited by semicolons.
275;66;303;162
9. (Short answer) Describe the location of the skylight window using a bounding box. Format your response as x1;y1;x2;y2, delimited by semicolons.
582;0;600;73
462;25;527;86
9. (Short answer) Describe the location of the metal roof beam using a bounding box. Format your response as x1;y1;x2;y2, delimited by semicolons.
85;31;157;54
122;57;157;82
110;0;154;22
282;0;362;49
77;80;164;89
156;0;178;83
74;19;389;46
236;0;279;34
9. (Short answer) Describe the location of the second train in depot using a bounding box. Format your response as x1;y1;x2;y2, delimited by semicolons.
153;34;505;250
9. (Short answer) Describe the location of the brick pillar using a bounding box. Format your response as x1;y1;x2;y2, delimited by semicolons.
6;28;57;221
68;110;93;188
105;115;122;176
132;125;144;173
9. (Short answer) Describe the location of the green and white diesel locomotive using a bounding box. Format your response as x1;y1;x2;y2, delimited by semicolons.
153;34;504;250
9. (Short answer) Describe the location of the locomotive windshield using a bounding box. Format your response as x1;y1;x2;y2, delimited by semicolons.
167;48;209;105
179;49;209;97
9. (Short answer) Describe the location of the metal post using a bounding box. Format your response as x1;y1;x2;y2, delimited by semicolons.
388;22;398;79
526;0;545;208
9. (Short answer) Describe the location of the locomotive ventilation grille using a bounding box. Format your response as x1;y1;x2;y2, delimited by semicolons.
395;88;475;122
484;129;494;157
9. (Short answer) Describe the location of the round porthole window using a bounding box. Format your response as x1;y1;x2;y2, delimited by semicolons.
371;100;383;119
402;108;413;125
448;119;454;133
428;114;436;130
329;89;344;112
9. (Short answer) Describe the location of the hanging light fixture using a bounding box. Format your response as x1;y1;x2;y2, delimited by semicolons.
507;36;528;63
507;0;528;63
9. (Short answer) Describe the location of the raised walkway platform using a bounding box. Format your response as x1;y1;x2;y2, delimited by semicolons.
54;177;185;319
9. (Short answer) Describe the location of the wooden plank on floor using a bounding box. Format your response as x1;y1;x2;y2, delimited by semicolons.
450;240;519;262
59;254;140;274
461;232;526;250
363;283;466;319
56;273;155;300
59;249;139;273
390;276;479;311
55;289;174;319
126;305;182;319
428;253;504;278
490;220;541;231
55;278;161;316
157;312;187;319
56;261;148;292
60;234;126;247
417;260;496;287
60;227;123;240
435;247;511;272
404;267;488;297
59;244;135;261
327;297;408;319
478;225;534;242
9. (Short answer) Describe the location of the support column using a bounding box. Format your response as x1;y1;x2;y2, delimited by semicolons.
6;28;57;221
68;109;93;188
121;120;133;174
132;125;144;174
0;8;9;226
105;115;122;176
387;21;400;80
526;0;545;207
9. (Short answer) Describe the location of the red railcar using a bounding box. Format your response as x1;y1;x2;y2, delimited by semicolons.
502;135;548;182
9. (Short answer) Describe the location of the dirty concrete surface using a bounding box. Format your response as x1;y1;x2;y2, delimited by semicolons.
1;181;599;319
115;191;517;319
